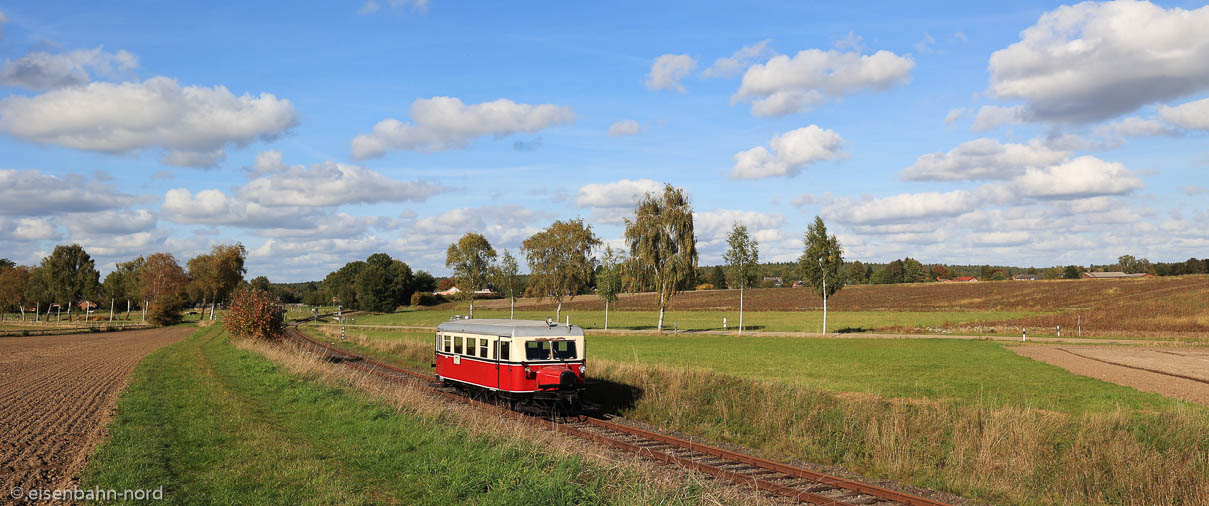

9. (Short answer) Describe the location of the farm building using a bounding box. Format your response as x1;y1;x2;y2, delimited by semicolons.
942;276;979;282
435;286;498;297
1012;274;1042;281
762;276;784;287
1081;271;1152;279
77;300;98;310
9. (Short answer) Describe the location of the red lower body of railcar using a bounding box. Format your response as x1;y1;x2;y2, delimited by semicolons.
434;351;584;398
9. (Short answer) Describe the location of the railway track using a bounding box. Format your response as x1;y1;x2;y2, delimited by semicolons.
282;326;950;506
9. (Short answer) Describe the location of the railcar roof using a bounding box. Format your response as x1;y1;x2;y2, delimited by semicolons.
436;319;585;337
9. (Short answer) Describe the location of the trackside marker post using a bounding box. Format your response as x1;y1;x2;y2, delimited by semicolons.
1022;328;1027;342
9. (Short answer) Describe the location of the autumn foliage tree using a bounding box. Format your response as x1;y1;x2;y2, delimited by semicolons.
139;253;189;325
225;287;285;341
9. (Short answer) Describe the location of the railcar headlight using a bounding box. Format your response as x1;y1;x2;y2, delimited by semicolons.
578;365;586;375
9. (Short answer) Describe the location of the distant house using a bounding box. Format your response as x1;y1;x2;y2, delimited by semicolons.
77;300;98;311
762;276;784;287
1012;274;1042;281
943;276;979;282
435;286;497;297
1081;271;1152;279
791;280;803;288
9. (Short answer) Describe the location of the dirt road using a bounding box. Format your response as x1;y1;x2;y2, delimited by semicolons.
1014;345;1209;406
0;327;189;500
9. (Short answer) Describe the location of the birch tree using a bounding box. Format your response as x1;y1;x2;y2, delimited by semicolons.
723;223;759;336
624;183;697;332
490;250;521;319
596;245;624;330
445;233;496;318
799;216;845;334
521;219;600;322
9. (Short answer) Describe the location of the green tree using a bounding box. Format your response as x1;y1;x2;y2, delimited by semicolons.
595;245;625;329
846;261;869;284
103;257;144;320
355;264;395;312
930;264;952;281
250;276;272;292
522;219;600;322
31;244;101;321
414;270;437;293
903;257;927;283
624;183;697;332
139;253;188;325
446;233;496;318
1063;265;1082;279
706;265;726;289
0;265;31;321
723;223;759;336
490;250;522;319
323;261;366;309
798;216;844;334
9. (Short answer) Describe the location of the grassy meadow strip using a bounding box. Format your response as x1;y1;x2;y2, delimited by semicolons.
345;308;1042;333
81;325;752;505
323;329;1209;505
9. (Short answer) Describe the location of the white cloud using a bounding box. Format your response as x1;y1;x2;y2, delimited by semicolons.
703;40;773;78
831;154;1142;226
0;77;297;167
161;189;310;228
901;138;1069;181
825;190;979;225
0;170;136;216
0;217;59;242
350;96;574;159
1;47;137;90
914;32;936;54
1003;155;1143;200
693;208;785;251
733;48;913;116
988;0;1209;123
971;105;1025;132
576;178;664;208
162;149;226;168
251;149;286;174
64;209;156;236
645;54;697;92
1094;116;1177;138
944;108;965;125
237;160;446;207
358;0;428;14
1158;97;1209;130
607;119;642;137
730;125;844;180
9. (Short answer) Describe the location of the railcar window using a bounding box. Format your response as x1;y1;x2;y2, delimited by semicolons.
553;341;577;360
500;342;509;361
443;335;452;353
525;341;551;360
479;338;489;358
453;336;463;354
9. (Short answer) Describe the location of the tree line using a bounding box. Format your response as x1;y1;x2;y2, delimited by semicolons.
0;243;247;325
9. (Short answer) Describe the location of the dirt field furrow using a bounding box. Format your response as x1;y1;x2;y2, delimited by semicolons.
0;327;189;502
1014;345;1209;406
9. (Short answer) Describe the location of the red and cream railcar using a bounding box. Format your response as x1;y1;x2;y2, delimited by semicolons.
434;319;585;407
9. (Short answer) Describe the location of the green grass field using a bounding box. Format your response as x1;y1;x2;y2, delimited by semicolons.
305;325;1178;414
342;307;1043;333
81;325;719;505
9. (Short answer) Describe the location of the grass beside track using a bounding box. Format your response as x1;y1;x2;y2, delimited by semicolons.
306;325;1177;414
343;308;1042;334
80;325;717;505
309;326;1209;505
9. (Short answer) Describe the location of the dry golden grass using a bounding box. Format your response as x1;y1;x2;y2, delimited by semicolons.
233;337;773;506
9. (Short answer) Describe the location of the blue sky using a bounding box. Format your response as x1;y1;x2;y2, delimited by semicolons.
1;0;1207;281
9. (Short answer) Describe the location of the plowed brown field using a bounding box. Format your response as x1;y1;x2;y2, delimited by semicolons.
0;327;189;501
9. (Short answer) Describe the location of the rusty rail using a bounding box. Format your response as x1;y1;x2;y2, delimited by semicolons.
283;326;951;506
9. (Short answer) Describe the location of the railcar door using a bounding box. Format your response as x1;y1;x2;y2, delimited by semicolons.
495;337;505;390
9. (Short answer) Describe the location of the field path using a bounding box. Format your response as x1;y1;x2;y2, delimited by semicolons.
0;326;190;501
1014;345;1209;406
